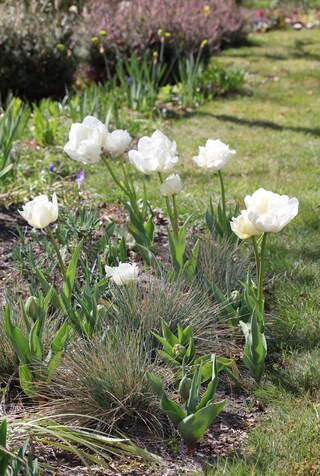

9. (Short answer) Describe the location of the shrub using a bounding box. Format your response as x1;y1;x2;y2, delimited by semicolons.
85;0;247;82
0;2;78;100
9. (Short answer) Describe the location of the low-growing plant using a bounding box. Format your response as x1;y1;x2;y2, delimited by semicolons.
48;335;160;431
0;95;30;180
0;418;40;476
152;320;239;385
5;293;69;397
148;354;226;455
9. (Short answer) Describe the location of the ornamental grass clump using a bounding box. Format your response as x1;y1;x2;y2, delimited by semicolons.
47;336;161;432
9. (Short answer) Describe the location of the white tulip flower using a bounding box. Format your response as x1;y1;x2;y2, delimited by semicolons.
245;188;299;233
128;130;178;175
105;262;139;285
230;210;261;240
19;193;58;229
193;139;236;170
105;129;132;156
64;116;108;164
160;174;182;196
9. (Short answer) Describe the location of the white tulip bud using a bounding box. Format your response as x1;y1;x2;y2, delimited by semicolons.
105;262;138;285
230;210;261;240
160;174;182;196
18;193;58;229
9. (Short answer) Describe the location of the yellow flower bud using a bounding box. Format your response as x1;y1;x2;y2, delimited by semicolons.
56;43;65;52
164;32;171;38
203;5;210;16
200;39;208;49
91;37;99;44
99;30;107;36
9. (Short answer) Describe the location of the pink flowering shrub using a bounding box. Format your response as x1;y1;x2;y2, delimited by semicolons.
85;0;247;81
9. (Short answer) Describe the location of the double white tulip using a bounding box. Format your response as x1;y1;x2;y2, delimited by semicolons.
245;188;299;233
231;188;299;239
105;129;132;157
128;130;178;175
230;210;261;240
105;262;139;285
193;139;236;171
19;193;58;229
64;116;132;164
160;174;182;196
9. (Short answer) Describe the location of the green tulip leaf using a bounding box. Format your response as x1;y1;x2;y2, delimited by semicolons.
177;401;226;445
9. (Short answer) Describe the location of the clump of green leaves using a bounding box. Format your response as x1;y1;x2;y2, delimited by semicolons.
0;418;40;476
148;355;225;456
5;292;69;397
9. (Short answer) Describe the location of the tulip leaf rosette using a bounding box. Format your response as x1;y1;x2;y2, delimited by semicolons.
193;139;236;238
230;188;299;381
147;355;225;456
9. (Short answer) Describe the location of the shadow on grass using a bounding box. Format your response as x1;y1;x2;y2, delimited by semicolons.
191;112;320;137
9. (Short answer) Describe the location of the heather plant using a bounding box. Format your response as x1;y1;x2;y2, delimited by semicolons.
86;0;246;83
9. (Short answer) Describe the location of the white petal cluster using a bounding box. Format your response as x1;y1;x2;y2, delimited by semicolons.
128;130;178;175
230;188;299;239
193;139;236;171
230;210;261;240
245;188;299;233
64;116;108;164
105;129;132;156
19;193;58;229
160;174;182;196
105;262;139;285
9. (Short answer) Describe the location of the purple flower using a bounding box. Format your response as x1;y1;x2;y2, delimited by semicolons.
48;163;54;173
75;169;85;189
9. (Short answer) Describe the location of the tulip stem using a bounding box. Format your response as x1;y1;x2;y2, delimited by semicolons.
46;226;67;282
218;170;227;233
101;156;128;197
172;195;179;237
251;236;260;283
158;172;177;238
258;233;267;315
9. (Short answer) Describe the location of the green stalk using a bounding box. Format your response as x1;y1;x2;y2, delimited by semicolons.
101;156;128;196
46;226;66;281
258;233;268;315
218;170;227;233
158;172;177;238
251;236;260;283
172;194;179;237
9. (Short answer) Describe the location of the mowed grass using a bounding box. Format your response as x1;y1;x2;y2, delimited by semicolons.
90;29;320;474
